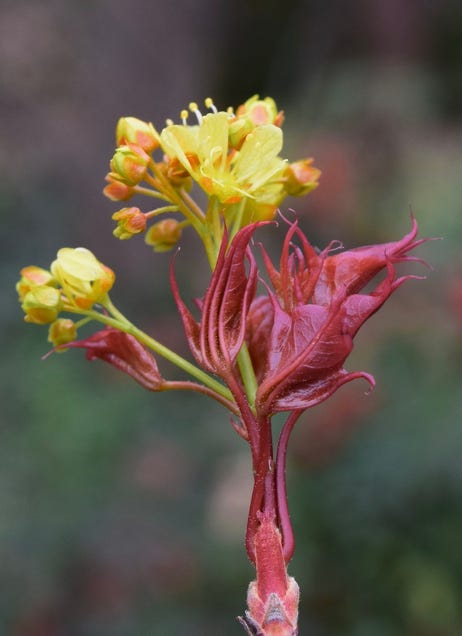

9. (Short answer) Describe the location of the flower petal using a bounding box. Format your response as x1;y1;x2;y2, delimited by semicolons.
233;125;283;189
160;124;200;174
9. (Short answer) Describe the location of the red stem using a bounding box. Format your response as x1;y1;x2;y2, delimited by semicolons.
245;414;273;563
224;370;260;466
276;410;302;562
245;462;265;563
163;380;240;415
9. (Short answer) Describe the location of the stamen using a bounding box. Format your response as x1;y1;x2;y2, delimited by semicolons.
205;97;217;113
165;118;174;127
180;109;189;125
188;101;203;124
226;106;235;118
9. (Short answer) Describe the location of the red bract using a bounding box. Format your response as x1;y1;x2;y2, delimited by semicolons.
239;511;299;635
170;224;260;382
247;217;426;415
65;327;164;391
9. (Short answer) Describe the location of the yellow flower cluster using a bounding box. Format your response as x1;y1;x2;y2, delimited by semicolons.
16;249;115;346
104;95;320;254
160;105;284;207
17;96;320;348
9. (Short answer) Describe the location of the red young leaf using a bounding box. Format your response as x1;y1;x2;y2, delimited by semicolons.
64;327;164;391
245;296;274;382
248;218;427;415
171;224;262;379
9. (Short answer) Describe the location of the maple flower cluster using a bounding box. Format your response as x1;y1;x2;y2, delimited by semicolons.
104;95;320;262
17;249;115;346
16;95;428;636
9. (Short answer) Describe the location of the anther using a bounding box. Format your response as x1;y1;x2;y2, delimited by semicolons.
205;97;217;113
165;118;174;127
180;109;189;125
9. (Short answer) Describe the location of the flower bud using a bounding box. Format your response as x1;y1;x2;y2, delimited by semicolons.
109;143;150;186
145;219;182;252
21;285;62;324
51;247;115;310
112;207;147;240
116;117;159;153
16;266;56;301
48;318;77;348
103;173;135;201
164;156;195;188
284;159;321;196
236;95;284;127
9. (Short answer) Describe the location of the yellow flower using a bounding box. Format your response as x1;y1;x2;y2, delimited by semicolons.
112;207;147;240
116;116;159;153
48;318;77;347
109;143;150;186
160;111;286;208
21;285;62;324
16;266;56;301
103;173;135;201
51;248;115;310
284;159;321;196
145;218;182;252
234;94;284;127
229;95;284;149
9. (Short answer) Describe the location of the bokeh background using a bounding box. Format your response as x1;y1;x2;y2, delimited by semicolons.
1;1;462;634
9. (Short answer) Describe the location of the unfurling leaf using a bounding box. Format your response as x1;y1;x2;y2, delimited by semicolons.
247;218;427;415
64;327;164;391
171;224;262;380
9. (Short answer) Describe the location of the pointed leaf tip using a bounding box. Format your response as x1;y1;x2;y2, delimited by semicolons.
246;218;428;415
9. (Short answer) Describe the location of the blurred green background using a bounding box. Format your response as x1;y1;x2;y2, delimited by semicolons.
1;1;461;634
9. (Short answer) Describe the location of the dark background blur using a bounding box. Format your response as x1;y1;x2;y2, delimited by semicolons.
1;1;462;634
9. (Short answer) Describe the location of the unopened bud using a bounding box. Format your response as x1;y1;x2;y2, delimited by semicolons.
103;174;135;201
116;117;159;153
112;207;147;240
48;318;77;348
21;285;62;324
236;95;284;127
145;219;182;252
110;143;150;186
16;266;56;301
284;159;321;196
